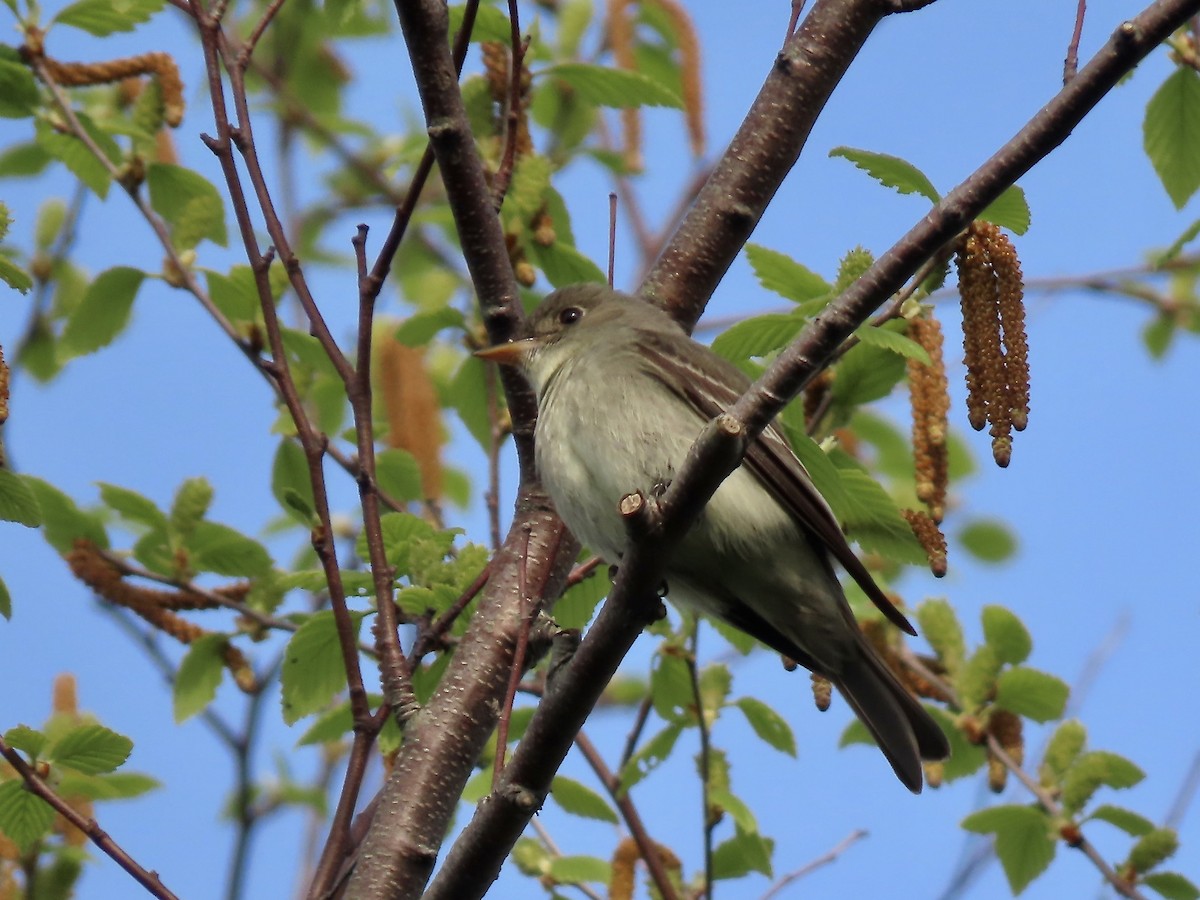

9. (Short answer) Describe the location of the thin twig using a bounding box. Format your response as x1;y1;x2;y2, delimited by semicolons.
760;829;867;899
1065;0;1088;82
685;627;714;896
0;736;182;900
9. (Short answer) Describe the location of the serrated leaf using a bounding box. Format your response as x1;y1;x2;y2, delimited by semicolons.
60;267;145;357
147;163;228;249
1129;828;1180;873
744;244;831;303
0;61;38;118
446;2;512;43
959;518;1018;563
272;439;315;522
994;666;1069;722
447;355;491;449
168;477;213;544
54;0;165;34
544;63;682;108
297;700;354;746
1088;804;1156;837
711;313;805;362
981;605;1032;665
204;267;260;322
980;186;1031;235
189;521;272;576
547;855;611;885
830;146;940;203
550;776;618;823
712;826;774;880
24;476;108;553
1144;67;1200;209
35;120;115;198
650;650;693;724
528;239;606;288
1062;751;1145;814
734;697;796;757
618;722;682;793
835;468;927;565
0;469;43;527
375;448;423;503
956;644;1001;714
97;482;167;531
173;634;227;722
1041;720;1087;784
1142;871;1200;900
0;254;32;293
961;804;1055;894
394;307;466;346
853;323;930;364
917;598;965;674
4;726;46;758
832;340;908;406
552;567;608;630
49;724;132;774
780;425;852;523
281;610;367;724
0;780;56;852
57;770;159;800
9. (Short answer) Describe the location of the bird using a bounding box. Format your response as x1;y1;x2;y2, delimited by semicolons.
477;283;949;791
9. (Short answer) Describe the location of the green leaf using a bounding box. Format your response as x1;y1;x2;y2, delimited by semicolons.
552;566;608;630
394;307;466;347
547;855;611;885
1129;828;1180;873
1088;804;1156;837
174;633;228;723
835;468;927;565
147;163;228;249
0;779;56;852
778;424;852;522
927;705;986;781
97;482;168;531
281;610;367;724
956;644;1001;713
1142;872;1200;900
204;267;260;322
711;313;805;362
1143;314;1176;360
712;826;774;880
709;785;758;834
1062;751;1145;814
994;666;1069;722
168;477;213;544
4;726;47;758
374;448;423;503
959;518;1018;563
507;154;553;222
0;254;32;293
49;724;133;774
734;696;796;757
543;63;682;108
528;239;607;288
618;722;682;793
744;244;831;303
853;322;930;364
446;2;512;43
57;770;159;800
24;476;108;553
35;119;116;198
0;142;52;176
1144;67;1200;209
981;605;1032;665
917;598;965;674
829;146;940;203
980;186;1031;235
0;469;43;527
60;267;145;357
1041;720;1087;785
831;340;907;406
272;439;316;522
0;576;10;620
0;61;37;119
447;355;491;449
189;521;272;576
550;776;618;824
649;650;693;724
961;804;1055;894
54;0;165;34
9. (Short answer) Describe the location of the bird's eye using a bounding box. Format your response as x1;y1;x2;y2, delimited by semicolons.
558;306;584;326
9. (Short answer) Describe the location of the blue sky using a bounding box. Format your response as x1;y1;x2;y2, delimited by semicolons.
2;1;1199;898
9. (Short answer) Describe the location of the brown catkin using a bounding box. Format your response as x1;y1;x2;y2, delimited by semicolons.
40;52;184;127
607;0;642;171
481;42;508;104
907;315;950;522
811;673;832;711
648;0;705;156
903;509;947;577
990;230;1030;432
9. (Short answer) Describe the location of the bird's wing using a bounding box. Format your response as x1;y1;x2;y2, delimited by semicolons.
639;332;917;636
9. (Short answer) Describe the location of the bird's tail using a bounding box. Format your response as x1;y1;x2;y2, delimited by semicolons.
833;640;950;793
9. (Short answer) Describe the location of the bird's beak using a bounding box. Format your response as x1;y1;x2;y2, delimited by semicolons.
474;338;537;366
